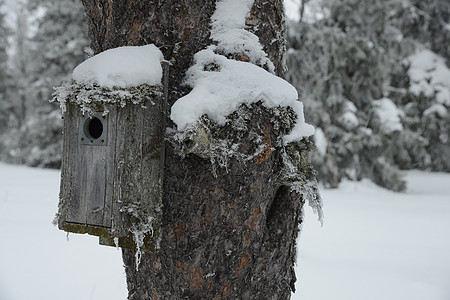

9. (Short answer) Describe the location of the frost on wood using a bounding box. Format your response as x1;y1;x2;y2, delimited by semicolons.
281;146;323;224
52;81;163;116
56;88;165;254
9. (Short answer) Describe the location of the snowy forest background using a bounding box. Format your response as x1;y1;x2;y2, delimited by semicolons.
0;0;449;190
0;1;449;299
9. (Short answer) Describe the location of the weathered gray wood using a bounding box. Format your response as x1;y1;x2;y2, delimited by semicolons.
66;104;88;225
114;102;145;236
103;108;117;228
139;94;166;240
68;143;87;224
84;145;107;226
58;103;78;229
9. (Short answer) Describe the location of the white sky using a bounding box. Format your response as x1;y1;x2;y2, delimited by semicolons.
284;0;301;21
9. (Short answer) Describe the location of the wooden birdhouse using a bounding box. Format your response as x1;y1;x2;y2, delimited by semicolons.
55;53;168;252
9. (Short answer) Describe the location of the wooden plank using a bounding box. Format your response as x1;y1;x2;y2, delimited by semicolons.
59;103;78;228
103;107;117;228
113;102;145;237
67;139;88;225
65;104;90;225
85;145;107;226
59;80;168;250
110;86;166;245
141;91;166;237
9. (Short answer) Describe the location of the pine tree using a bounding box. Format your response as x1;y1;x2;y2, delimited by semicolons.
74;0;320;298
286;0;449;190
398;0;450;62
287;0;408;191
1;0;89;168
0;0;11;135
390;0;450;172
27;0;89;111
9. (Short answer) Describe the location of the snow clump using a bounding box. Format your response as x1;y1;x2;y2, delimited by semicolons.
170;49;315;143
72;44;164;88
171;0;314;143
210;0;275;73
373;97;403;133
408;49;450;105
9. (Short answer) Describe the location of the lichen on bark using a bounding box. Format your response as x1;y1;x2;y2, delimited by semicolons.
169;101;322;220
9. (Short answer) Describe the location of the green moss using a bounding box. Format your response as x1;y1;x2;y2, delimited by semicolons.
62;222;158;252
99;234;157;252
63;222;110;238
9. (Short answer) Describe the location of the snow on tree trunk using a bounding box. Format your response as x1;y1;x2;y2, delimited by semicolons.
80;0;319;299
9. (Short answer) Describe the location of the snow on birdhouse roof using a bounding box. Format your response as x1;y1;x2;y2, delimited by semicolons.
72;44;164;88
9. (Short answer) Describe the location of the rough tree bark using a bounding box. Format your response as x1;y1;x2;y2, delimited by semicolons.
80;1;315;299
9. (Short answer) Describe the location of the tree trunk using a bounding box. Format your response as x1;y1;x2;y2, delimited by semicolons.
80;1;312;299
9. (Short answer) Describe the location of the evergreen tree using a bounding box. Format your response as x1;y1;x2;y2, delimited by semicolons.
286;0;449;190
0;0;89;168
287;0;408;191
391;49;450;172
398;0;450;62
0;0;11;135
8;5;31;129
27;0;89;112
390;0;450;171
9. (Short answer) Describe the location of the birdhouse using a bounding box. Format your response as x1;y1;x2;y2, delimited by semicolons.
55;58;168;252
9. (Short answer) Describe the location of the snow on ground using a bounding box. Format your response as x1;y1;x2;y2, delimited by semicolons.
0;162;449;300
0;163;127;300
293;171;450;300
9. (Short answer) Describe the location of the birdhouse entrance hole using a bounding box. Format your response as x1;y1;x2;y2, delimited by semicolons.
79;113;108;145
85;117;103;139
